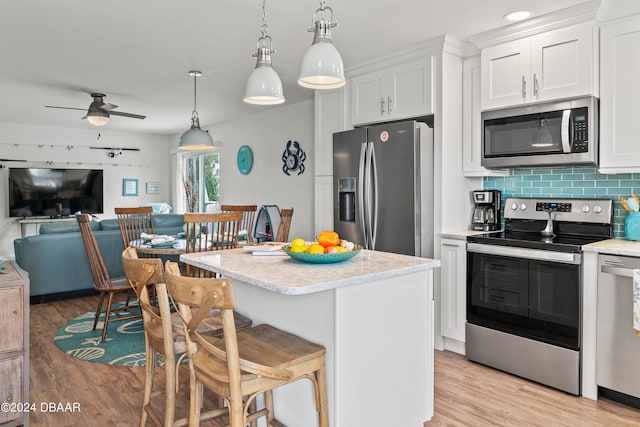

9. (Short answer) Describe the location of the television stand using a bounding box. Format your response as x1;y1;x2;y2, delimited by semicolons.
18;217;77;238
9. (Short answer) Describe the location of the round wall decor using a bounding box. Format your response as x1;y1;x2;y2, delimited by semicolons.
237;145;253;175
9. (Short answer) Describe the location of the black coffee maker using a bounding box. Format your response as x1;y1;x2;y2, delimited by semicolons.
471;190;501;231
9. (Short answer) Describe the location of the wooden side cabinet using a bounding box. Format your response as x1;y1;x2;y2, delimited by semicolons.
0;262;29;427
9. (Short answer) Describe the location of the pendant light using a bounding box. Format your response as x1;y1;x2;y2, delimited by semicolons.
244;0;285;105
298;0;345;90
178;71;214;150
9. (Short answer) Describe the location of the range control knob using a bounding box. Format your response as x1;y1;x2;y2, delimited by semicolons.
582;205;590;213
594;205;602;214
520;203;527;211
511;203;518;210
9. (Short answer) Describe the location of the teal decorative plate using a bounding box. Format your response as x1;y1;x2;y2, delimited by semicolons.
281;244;362;264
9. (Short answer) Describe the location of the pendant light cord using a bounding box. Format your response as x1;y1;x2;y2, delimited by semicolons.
260;0;267;37
192;73;198;119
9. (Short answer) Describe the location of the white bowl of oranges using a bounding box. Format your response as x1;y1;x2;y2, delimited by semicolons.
282;231;361;264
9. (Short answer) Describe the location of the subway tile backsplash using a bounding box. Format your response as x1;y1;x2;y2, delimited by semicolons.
484;167;639;237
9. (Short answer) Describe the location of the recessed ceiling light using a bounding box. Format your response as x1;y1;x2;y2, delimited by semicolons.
503;10;532;22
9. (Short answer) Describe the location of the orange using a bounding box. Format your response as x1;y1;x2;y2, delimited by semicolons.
307;243;325;254
324;245;339;254
318;231;340;248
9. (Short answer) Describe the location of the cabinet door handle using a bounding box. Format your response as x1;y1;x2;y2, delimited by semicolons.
442;243;462;248
521;76;527;99
380;98;385;115
533;73;539;97
388;96;392;114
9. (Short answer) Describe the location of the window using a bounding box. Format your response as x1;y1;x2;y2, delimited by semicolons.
181;152;219;212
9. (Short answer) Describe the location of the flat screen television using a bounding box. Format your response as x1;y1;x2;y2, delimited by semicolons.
8;168;104;218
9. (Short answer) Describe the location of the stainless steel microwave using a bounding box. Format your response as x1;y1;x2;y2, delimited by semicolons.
481;96;598;169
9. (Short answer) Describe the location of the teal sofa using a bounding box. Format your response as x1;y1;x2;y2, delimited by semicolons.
14;214;184;301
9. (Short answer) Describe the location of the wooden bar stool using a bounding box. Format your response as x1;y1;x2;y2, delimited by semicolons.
164;260;328;427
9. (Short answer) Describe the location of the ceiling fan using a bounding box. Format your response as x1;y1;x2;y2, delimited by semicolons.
45;93;146;126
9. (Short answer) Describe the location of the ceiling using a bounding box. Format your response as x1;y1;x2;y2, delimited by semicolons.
0;0;591;136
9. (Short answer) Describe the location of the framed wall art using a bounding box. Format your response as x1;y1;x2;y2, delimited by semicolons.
146;182;160;194
122;178;139;197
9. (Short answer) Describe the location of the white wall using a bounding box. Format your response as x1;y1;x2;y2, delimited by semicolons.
172;99;315;241
0;123;172;259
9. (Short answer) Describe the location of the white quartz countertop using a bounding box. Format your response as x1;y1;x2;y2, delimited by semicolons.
180;248;440;295
583;238;640;257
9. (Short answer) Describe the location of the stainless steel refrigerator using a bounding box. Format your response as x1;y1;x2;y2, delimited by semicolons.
333;120;434;257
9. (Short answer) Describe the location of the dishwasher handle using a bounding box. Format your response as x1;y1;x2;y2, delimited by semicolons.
601;264;638;278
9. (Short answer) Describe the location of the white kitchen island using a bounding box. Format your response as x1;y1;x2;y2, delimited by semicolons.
180;248;440;427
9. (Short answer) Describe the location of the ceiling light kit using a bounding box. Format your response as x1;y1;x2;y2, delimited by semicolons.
244;0;285;105
298;0;345;90
45;93;146;127
178;71;215;151
503;10;533;22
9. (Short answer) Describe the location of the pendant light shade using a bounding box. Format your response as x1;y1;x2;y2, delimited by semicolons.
244;0;284;105
298;1;345;90
179;71;214;151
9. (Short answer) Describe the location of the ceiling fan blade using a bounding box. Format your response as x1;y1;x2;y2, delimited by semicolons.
44;105;87;111
109;111;146;120
99;103;118;112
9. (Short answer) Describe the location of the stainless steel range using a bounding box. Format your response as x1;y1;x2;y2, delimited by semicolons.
466;197;613;395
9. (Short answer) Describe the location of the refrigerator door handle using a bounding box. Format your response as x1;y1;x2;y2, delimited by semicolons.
358;142;368;247
369;142;378;249
364;142;374;249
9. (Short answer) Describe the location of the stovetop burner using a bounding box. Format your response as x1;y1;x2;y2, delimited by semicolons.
467;197;614;253
467;231;607;253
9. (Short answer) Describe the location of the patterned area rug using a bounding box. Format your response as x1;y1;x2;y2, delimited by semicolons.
54;303;160;366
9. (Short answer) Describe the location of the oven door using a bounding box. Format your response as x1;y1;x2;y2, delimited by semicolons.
467;243;581;349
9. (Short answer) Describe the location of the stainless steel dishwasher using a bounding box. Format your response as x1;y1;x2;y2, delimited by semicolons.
597;254;640;407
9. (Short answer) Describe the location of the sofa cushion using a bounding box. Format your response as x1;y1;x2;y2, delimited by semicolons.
40;220;99;234
99;219;121;230
153;214;184;228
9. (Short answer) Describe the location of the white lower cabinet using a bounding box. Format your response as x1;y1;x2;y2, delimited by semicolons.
314;176;334;237
440;238;467;353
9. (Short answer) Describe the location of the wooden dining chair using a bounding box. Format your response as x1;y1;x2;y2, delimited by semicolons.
164;261;328;427
122;248;227;427
76;214;141;342
115;206;155;248
183;212;243;278
219;205;257;244
274;208;294;242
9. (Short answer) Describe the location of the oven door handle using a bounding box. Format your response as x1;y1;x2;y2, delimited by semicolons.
467;243;582;265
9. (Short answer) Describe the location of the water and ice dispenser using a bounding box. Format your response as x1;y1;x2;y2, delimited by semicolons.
338;177;355;222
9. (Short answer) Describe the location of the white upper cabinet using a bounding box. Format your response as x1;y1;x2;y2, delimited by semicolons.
462;56;509;177
350;57;433;126
481;39;530;110
598;15;640;173
481;23;598;110
314;88;347;177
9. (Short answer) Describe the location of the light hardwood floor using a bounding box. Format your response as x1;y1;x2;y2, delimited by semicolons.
30;295;640;426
